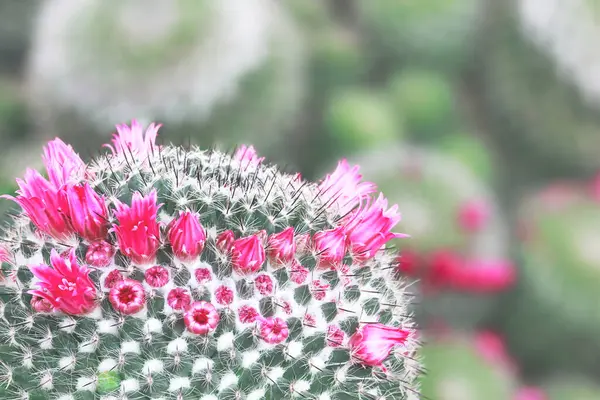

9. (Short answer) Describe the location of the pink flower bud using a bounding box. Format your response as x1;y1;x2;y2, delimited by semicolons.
184;301;220;334
231;233;266;275
194;267;212;284
458;199;490;233
109;279;146;315
104;269;124;289
254;274;273;295
313;226;347;268
348;323;410;367
144;266;170;288
29;249;97;315
238;305;259;323
31;296;54;313
105;120;160;163
259;317;289;344
85;241;114;267
326;325;345;347
289;261;309;284
319;159;376;215
216;230;235;253
215;285;234;305
113;190;161;265
168;211;206;262
167;288;192;311
267;227;296;264
62;183;109;241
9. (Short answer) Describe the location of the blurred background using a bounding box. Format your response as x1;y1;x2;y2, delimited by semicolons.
1;0;600;398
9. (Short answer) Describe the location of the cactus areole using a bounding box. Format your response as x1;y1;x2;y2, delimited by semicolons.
0;121;419;399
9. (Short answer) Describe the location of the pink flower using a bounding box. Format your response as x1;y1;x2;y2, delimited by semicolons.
104;269;124;289
109;279;146;315
215;285;234;305
458;199;490;233
449;258;516;293
311;280;330;301
105;120;160;162
313;226;347;268
344;194;405;262
167;288;192;311
42;138;87;187
514;387;547;400
216;230;235;253
195;267;212;284
267;227;296;264
144;265;170;288
238;305;259;323
184;301;220;334
4;169;72;240
259;317;289;344
85;240;114;267
234;145;264;170
231;233;266;275
348;323;410;367
61;183;108;241
29;249;97;315
113;190;161;265
30;296;54;313
319;160;376;214
168;211;206;262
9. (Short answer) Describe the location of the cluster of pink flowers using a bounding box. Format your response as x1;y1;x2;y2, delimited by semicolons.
4;120;412;364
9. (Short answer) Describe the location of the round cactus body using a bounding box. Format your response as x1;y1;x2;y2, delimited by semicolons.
0;122;419;399
420;334;517;400
26;0;305;162
356;0;481;70
388;69;457;142
325;88;401;155
350;145;513;328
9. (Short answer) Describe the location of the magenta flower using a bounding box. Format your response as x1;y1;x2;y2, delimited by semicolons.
313;226;347;268
348;323;410;367
61;183;109;241
4;169;72;240
184;301;220;334
457;199;490;233
168;211;206;262
29;249;97;315
105;120;160;162
214;285;234;305
267;227;296;264
319;159;376;214
238;305;259;323
42;138;87;188
144;265;170;288
194;267;212;284
259;317;289;344
231;233;266;274
167;288;192;311
109;279;146;315
344;194;405;261
234;144;264;170
449;258;516;293
113;190;161;265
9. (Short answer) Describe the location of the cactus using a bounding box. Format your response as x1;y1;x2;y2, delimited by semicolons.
0;121;420;399
481;0;600;178
503;181;600;377
420;333;517;400
26;0;305;164
355;0;481;71
350;144;514;328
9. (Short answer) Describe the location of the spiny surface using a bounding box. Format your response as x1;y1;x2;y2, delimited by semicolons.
0;123;420;399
